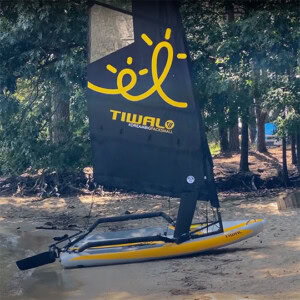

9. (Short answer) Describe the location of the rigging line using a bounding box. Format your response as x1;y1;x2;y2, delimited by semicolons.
196;202;208;221
195;202;200;221
205;202;209;233
165;196;171;237
196;203;204;222
212;206;217;222
84;183;96;230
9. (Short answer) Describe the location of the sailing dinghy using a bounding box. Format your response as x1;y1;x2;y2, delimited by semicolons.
16;0;265;271
59;218;265;268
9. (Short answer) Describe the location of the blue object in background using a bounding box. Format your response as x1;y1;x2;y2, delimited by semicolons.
265;123;276;135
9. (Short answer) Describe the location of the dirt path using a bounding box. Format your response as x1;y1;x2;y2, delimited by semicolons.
0;192;300;300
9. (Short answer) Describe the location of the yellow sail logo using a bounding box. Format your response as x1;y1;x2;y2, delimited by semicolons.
110;110;175;132
165;120;175;130
88;28;188;109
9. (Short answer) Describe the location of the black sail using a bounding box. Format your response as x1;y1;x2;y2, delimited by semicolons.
87;0;219;209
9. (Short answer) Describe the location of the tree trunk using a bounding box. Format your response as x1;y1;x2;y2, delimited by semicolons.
229;122;240;152
256;105;268;153
52;84;70;144
219;125;229;153
282;136;290;187
252;56;267;152
297;133;300;174
225;1;238;154
249;105;257;144
249;124;257;145
240;116;249;172
48;90;53;142
225;0;234;23
291;134;297;165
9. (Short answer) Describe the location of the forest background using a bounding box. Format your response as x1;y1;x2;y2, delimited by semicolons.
0;0;299;196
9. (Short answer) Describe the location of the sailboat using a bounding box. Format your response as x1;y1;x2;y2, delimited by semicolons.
16;0;265;271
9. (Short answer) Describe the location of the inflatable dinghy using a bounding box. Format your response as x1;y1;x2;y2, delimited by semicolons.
16;212;265;270
60;218;265;268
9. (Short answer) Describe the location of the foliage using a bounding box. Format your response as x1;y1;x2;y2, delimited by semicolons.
181;0;300;167
209;143;221;156
0;0;299;179
0;0;90;175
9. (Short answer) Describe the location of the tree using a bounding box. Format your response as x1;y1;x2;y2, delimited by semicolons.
1;0;299;183
229;122;240;152
216;0;299;169
297;134;300;174
240;115;250;172
282;135;290;186
291;134;297;165
0;0;90;175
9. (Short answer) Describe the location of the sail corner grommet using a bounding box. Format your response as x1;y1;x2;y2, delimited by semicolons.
186;176;195;184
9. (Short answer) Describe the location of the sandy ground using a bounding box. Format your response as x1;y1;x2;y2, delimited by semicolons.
0;190;300;300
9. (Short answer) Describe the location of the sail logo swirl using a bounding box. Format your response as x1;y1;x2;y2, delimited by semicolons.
88;28;188;109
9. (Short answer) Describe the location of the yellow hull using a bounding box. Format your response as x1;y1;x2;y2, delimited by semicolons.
60;219;265;268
